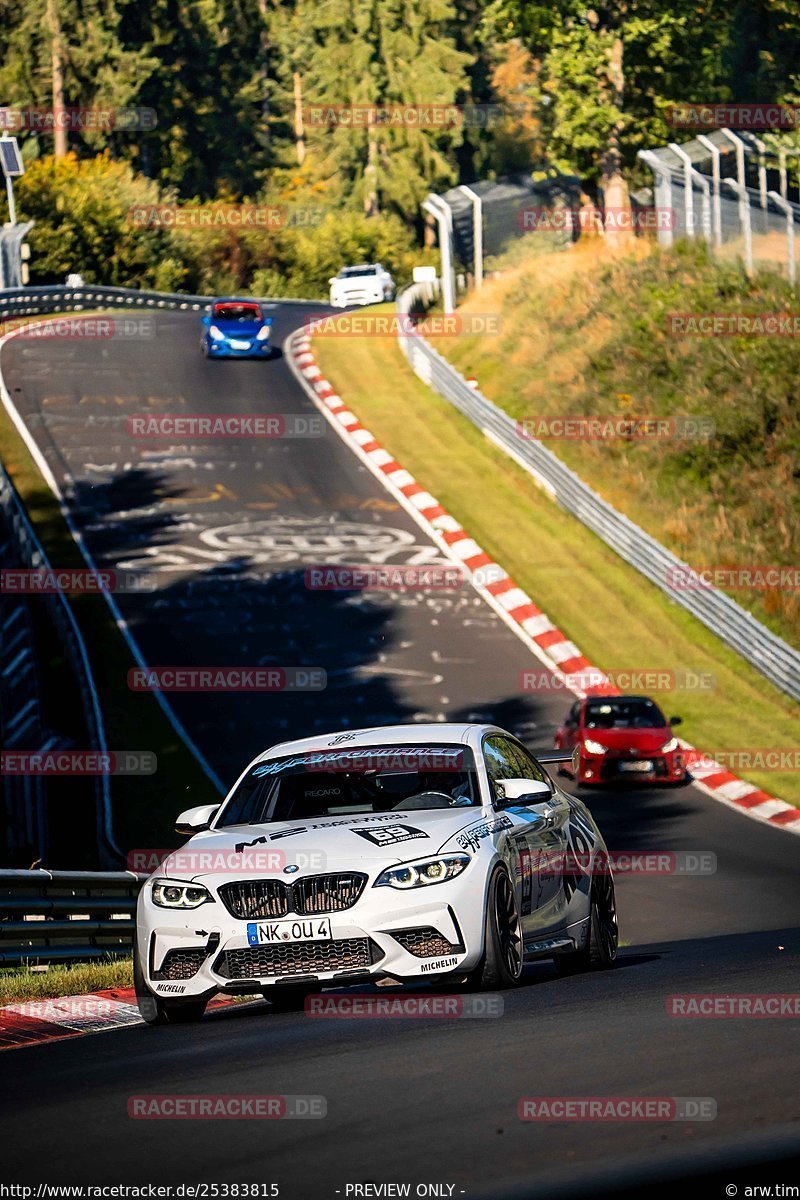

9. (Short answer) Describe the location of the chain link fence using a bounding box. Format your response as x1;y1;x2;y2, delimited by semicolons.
638;128;800;279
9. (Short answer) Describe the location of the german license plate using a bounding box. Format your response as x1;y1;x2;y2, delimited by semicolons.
619;761;653;773
246;917;332;946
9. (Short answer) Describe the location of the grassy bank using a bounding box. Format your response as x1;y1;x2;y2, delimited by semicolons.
313;304;800;808
0;959;133;1005
435;240;799;647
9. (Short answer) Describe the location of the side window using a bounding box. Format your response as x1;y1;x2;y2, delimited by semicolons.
566;701;581;726
508;741;551;788
483;736;521;800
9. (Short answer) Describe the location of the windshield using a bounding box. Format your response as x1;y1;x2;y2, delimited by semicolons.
584;698;667;729
339;267;378;278
216;744;478;828
212;303;262;322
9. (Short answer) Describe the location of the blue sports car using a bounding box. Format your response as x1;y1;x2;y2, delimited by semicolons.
201;299;273;358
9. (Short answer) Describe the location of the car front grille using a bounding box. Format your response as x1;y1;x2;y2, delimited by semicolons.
392;927;458;958
600;756;668;780
152;947;208;980
215;937;377;980
217;873;367;920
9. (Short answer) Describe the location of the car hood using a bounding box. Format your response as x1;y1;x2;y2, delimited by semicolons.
583;726;672;752
212;319;264;336
157;808;507;882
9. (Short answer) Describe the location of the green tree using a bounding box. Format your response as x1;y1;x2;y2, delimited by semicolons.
481;0;734;203
269;0;472;220
0;0;157;160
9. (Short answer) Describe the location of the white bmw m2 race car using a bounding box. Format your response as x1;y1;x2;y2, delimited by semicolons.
134;724;617;1024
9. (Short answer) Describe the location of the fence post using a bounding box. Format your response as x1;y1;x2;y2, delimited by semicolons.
722;179;754;276
422;195;455;314
668;143;695;238
767;191;797;288
751;136;768;209
457;185;483;290
697;135;723;247
720;129;747;190
636;150;674;247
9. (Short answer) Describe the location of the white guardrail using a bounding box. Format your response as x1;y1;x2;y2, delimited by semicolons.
396;283;800;703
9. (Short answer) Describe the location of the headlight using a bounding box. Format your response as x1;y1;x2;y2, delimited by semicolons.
152;879;212;909
373;855;470;890
256;325;270;341
208;325;225;341
583;738;608;755
660;737;679;753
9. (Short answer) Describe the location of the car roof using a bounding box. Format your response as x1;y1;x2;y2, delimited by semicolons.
211;298;262;306
584;695;656;703
253;722;501;763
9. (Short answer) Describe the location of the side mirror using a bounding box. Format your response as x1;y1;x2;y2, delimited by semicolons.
328;277;338;285
494;777;552;809
264;316;273;326
669;716;683;726
201;315;211;326
175;804;220;836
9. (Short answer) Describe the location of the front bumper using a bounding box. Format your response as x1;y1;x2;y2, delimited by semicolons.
578;748;685;785
137;874;480;999
205;338;271;357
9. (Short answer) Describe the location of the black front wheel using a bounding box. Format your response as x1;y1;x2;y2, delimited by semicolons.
468;868;524;990
554;873;618;976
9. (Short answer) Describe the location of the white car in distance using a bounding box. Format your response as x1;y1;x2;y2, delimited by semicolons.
329;263;396;307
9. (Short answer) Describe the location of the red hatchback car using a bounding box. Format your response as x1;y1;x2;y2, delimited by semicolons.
554;695;686;786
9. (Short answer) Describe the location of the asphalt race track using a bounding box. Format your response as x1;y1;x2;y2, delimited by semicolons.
1;308;798;1195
